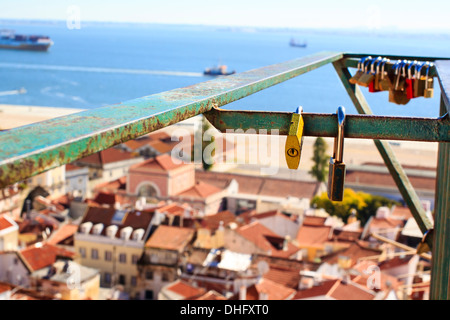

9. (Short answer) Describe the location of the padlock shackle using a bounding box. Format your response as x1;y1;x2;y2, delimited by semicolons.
335;106;346;163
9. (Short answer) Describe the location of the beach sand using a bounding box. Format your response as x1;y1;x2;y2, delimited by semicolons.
0;104;85;130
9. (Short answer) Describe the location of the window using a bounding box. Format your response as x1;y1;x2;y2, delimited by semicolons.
91;249;99;260
79;247;86;258
162;272;169;282
145;290;153;300
165;252;173;260
145;270;153;280
137;184;158;198
119;274;126;285
105;251;112;261
131;276;137;287
132;254;139;265
104;272;112;285
119;253;127;264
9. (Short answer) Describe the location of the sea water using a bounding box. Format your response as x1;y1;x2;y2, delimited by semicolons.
0;22;449;117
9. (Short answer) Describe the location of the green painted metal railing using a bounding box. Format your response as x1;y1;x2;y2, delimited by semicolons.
0;51;449;299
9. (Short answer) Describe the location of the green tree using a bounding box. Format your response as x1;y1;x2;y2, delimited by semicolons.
311;188;400;226
309;137;329;183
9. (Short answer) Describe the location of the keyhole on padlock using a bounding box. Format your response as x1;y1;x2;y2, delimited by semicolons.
287;148;298;157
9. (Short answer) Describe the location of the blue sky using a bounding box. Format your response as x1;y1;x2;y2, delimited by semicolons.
1;0;449;32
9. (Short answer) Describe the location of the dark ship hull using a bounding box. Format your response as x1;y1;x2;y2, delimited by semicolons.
0;43;52;51
0;30;53;52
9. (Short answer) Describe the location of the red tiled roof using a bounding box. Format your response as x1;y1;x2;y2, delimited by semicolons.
202;210;237;230
239;278;296;300
293;279;375;300
379;256;413;271
196;170;320;199
47;224;78;246
157;203;189;216
331;229;362;243
322;241;382;267
130;154;188;173
91;192;116;206
250;210;277;219
237;221;299;258
95;176;127;192
303;216;327;227
391;206;413;220
263;264;302;289
148;131;171;141
145;225;195;251
250;210;291;222
19;243;75;272
165;280;206;299
194;290;227;300
368;218;405;230
0;283;11;294
0;214;14;231
65;164;84;171
147;140;178;154
176;181;222;198
77;148;136;166
293;279;339;299
296;225;332;247
329;280;375;300
124;139;146;151
123;131;173;151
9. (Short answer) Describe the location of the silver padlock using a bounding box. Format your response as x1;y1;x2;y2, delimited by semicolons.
327;106;346;201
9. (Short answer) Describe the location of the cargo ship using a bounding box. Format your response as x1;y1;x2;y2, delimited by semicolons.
289;38;307;48
204;64;236;76
0;30;53;52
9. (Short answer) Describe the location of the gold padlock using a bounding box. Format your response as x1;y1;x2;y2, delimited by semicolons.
357;58;376;87
424;63;434;98
349;58;366;85
417;229;434;255
414;62;426;97
389;88;410;105
285;106;304;170
396;60;407;91
378;58;392;91
374;58;382;90
389;61;410;105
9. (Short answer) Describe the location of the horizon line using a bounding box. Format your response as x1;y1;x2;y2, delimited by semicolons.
1;18;450;36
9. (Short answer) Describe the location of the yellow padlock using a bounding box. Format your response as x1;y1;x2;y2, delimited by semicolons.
417;229;434;255
285;106;304;170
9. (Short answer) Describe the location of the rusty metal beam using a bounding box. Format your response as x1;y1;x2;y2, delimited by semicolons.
332;60;434;240
435;60;450;114
0;51;343;188
430;96;450;300
205;108;449;142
